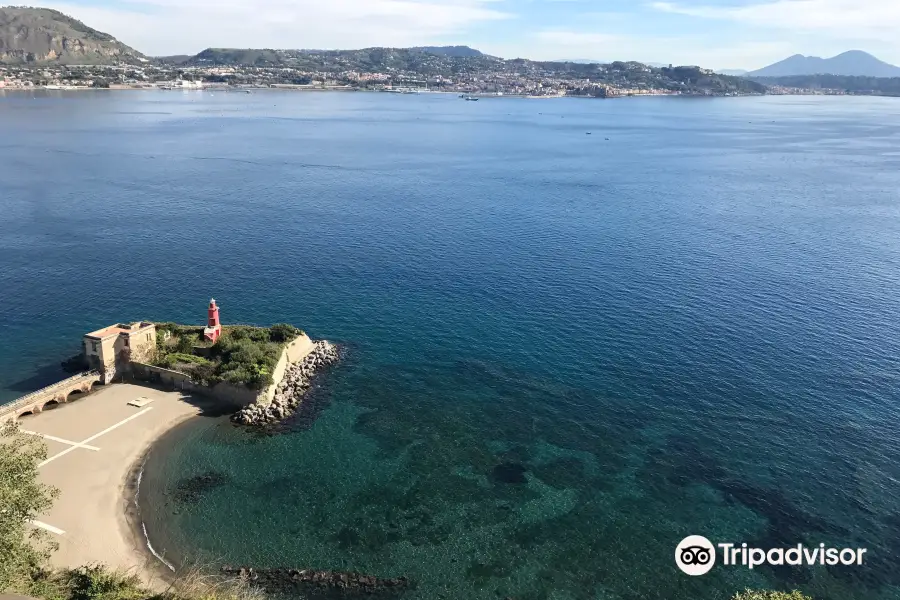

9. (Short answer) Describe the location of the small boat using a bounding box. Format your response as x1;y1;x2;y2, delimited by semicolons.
464;96;479;101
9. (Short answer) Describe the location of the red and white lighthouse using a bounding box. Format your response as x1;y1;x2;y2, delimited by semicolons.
204;298;222;343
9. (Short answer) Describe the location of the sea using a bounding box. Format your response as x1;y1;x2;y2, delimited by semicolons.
2;89;900;600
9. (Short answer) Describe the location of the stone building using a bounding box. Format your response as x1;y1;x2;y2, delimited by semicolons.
84;322;156;383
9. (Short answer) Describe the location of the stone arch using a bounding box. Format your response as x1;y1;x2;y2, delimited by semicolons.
66;388;85;402
43;399;60;411
18;410;34;419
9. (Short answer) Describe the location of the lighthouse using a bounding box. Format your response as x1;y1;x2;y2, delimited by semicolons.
204;298;222;343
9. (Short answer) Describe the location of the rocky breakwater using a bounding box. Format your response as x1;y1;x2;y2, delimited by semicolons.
231;340;338;427
221;566;410;595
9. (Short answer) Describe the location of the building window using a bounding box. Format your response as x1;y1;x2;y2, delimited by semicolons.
91;342;98;352
124;337;130;347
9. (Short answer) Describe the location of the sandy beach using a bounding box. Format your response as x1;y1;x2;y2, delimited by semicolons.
19;383;208;589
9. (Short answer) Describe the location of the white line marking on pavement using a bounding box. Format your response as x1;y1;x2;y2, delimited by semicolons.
39;407;154;467
21;430;101;451
30;519;66;535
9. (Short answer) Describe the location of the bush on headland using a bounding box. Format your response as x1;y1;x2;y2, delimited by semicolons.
267;323;301;343
151;324;305;391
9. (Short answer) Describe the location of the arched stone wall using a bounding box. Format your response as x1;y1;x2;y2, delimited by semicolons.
0;371;104;424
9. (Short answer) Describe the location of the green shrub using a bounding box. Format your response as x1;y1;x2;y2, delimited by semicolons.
190;362;219;387
220;326;270;344
64;566;145;600
227;328;248;341
19;564;262;600
175;334;198;354
156;322;179;334
269;323;301;343
209;334;281;390
733;591;814;600
155;333;169;356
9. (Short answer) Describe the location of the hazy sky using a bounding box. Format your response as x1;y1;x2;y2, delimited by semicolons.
39;0;900;70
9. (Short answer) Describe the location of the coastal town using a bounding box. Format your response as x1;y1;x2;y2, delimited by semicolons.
0;60;761;97
0;61;872;97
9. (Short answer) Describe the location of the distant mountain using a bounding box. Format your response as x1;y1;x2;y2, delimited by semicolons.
175;47;505;72
557;60;670;67
748;51;900;77
154;54;192;65
411;46;483;58
183;48;286;66
0;6;143;64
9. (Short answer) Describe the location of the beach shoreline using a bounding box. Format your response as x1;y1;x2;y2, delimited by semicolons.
123;413;202;590
21;383;212;590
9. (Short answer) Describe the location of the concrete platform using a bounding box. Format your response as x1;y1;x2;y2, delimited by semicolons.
17;383;206;586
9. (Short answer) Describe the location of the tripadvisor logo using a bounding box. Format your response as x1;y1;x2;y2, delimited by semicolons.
675;536;867;576
676;536;716;576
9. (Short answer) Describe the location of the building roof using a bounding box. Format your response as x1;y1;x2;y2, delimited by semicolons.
84;322;154;340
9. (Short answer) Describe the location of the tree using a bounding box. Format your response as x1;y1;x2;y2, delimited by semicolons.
0;422;59;591
175;334;196;354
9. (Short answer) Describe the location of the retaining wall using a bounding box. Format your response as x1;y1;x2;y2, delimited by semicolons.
259;334;315;405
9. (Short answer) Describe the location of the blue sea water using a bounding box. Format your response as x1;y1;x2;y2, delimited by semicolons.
2;90;900;600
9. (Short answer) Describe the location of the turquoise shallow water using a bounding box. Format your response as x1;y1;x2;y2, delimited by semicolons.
3;91;900;599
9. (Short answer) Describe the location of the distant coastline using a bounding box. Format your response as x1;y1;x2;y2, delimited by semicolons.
5;82;893;98
0;85;760;99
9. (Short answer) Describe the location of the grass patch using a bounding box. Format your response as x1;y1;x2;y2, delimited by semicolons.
160;354;212;368
16;565;262;600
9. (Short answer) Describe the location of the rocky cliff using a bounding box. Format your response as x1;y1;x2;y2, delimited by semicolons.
0;7;143;64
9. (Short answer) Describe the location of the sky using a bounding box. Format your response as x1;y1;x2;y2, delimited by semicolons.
34;0;900;70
